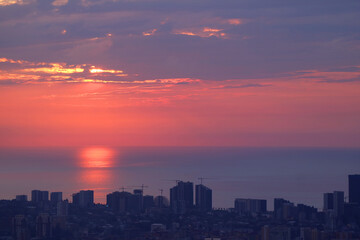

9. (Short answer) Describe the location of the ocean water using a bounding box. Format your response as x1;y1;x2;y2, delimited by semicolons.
0;147;359;209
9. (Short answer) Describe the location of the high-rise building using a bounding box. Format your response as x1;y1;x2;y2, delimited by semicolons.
143;195;154;210
57;200;69;216
274;198;292;220
349;174;360;205
12;215;29;240
15;195;27;202
235;198;267;215
154;195;169;208
131;189;143;212
73;190;94;208
50;192;62;203
36;213;51;239
333;191;344;217
107;191;141;213
170;181;193;214
31;190;49;203
195;184;212;212
323;193;334;211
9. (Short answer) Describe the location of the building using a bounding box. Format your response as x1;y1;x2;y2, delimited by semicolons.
107;191;139;213
143;195;154;210
234;198;267;215
274;198;295;220
323;193;334;211
333;191;344;217
36;213;51;239
31;190;49;203
50;192;62;203
73;190;94;208
15;195;27;202
57;200;69;216
154;195;169;208
131;189;143;212
195;184;212;212
12;215;29;240
170;181;193;214
349;174;360;205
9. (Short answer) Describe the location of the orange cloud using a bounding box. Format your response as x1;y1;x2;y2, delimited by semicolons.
89;67;123;74
52;0;68;7
0;57;131;84
227;18;244;25
0;0;27;6
173;27;227;39
22;64;84;74
143;29;157;36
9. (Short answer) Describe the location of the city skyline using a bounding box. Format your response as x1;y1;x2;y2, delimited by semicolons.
1;1;359;238
4;174;359;212
0;146;358;209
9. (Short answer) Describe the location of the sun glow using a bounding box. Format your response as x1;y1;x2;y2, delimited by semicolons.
79;147;115;168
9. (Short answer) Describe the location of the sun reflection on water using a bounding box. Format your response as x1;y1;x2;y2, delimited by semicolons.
79;147;115;168
76;147;118;202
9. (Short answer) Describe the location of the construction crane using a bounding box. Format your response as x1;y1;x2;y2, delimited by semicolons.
128;184;149;192
161;179;181;184
119;186;132;192
198;177;213;185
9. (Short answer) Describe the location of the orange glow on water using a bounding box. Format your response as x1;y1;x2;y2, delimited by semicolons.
80;147;115;168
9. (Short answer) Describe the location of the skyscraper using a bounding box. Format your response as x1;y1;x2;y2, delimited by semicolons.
235;198;267;215
195;184;212;212
73;190;94;208
323;193;334;211
36;213;51;239
333;191;344;217
170;181;193;214
31;190;49;203
57;201;69;216
12;215;29;240
15;195;28;202
349;174;360;205
50;192;62;203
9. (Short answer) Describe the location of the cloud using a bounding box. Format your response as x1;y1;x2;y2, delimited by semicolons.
0;0;359;81
212;83;271;89
0;0;31;6
52;0;68;7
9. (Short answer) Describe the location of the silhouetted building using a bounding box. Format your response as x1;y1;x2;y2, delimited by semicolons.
50;192;62;203
297;204;318;222
143;195;154;210
170;181;193;214
274;198;296;220
154;195;169;208
31;190;49;203
36;213;51;238
349;174;360;205
333;191;344;217
131;189;143;212
12;215;29;240
195;184;212;212
15;195;27;202
57;200;69;216
107;191;139;213
235;198;267;215
323;193;334;211
73;190;94;208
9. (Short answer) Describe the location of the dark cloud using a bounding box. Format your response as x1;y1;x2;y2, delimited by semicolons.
0;0;359;81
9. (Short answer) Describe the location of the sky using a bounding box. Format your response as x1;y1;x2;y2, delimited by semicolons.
0;0;359;148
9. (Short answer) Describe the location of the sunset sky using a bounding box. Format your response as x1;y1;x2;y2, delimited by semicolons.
0;0;359;148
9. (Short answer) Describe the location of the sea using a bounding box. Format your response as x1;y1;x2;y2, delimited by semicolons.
0;147;359;210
